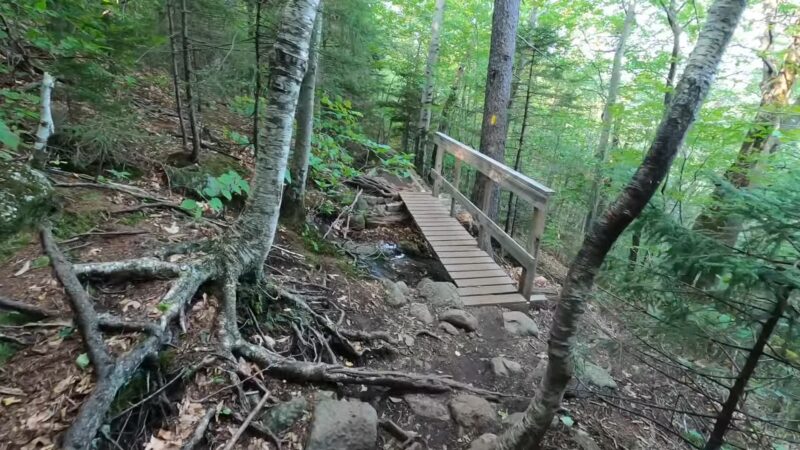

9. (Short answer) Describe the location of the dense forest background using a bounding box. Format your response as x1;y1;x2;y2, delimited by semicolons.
0;0;799;449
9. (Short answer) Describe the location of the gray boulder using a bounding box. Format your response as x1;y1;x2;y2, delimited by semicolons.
382;279;407;307
261;396;308;433
468;433;498;450
417;278;463;308
440;309;478;331
409;303;434;325
306;399;378;450
579;362;617;389
503;311;539;337
0;161;52;235
403;394;450;421
573;429;601;450
490;357;523;377
449;394;498;432
503;412;525;426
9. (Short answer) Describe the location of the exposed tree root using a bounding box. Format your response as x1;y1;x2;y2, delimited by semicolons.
0;295;60;319
39;225;506;449
180;407;216;450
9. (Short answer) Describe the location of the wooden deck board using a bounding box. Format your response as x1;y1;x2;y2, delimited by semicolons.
401;190;527;307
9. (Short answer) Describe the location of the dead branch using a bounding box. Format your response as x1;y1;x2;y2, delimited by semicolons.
380;419;421;447
346;175;398;198
223;392;270;450
180;407;217;450
0;296;60;319
324;189;362;238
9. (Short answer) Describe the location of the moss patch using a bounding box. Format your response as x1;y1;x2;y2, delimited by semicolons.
0;161;54;235
0;231;32;263
54;211;103;239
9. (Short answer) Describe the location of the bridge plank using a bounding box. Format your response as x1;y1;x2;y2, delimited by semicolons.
455;277;515;287
458;285;518;296
436;250;489;258
444;263;500;272
460;293;527;306
449;269;507;279
439;256;495;265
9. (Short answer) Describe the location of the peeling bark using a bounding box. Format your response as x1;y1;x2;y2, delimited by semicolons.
31;72;55;168
495;0;746;448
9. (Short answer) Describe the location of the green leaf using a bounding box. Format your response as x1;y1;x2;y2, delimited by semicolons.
559;415;574;427
75;353;90;370
0;119;20;150
180;199;199;211
34;0;47;12
208;197;224;211
31;256;50;269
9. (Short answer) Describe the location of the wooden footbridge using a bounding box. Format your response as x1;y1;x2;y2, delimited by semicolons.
402;132;554;307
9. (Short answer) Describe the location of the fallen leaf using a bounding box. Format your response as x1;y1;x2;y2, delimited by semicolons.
0;386;25;396
163;222;180;234
53;376;78;394
14;260;31;277
2;396;22;406
88;247;102;256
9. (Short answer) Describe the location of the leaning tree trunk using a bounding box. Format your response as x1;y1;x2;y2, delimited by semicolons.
167;0;188;152
584;3;635;231
471;0;521;222
414;0;446;176
692;12;799;246
282;6;322;226
495;0;746;448
180;0;202;163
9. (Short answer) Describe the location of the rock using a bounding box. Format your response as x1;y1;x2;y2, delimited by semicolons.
306;399;378;450
573;429;601;450
164;153;248;198
409;303;434;325
396;281;410;295
529;294;551;311
439;321;460;335
579;362;617;389
261;396;308;433
440;309;478;331
503;311;539;337
382;279;407;307
0;161;53;235
449;394;498;432
403;394;450;421
503;412;525;426
490;357;523;377
355;196;370;211
417;278;463;308
349;212;366;231
468;433;498;450
533;276;548;287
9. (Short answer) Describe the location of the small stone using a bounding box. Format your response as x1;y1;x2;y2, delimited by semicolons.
306;399;377;450
403;334;415;346
467;433;498;450
409;303;434;325
533;276;548;287
449;394;498;432
261;396;308;433
417;278;463;308
573;429;601;450
439;321;460;335
349;212;366;231
580;362;617;389
440;309;478;331
503;311;539;337
490;357;523;377
382;279;407;307
403;394;450;421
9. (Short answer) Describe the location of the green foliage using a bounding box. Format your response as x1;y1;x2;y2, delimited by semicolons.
0;232;32;263
180;170;249;218
53;212;102;239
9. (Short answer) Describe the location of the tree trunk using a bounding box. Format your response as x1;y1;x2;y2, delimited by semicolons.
584;3;635;231
703;285;791;449
504;53;535;233
414;0;446;176
629;0;680;268
31;72;55;168
471;0;521;224
180;0;202;163
252;0;263;157
438;65;464;135
167;0;188;153
282;7;322;226
692;11;799;246
495;0;746;448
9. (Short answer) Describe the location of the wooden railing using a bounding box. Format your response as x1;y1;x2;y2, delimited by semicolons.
429;132;554;299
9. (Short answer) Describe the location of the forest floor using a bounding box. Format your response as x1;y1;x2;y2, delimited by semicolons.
0;77;690;450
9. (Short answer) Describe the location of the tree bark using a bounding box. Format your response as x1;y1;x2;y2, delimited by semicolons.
471;0;521;223
180;0;202;163
703;285;791;450
495;0;746;448
438;65;464;135
282;6;322;226
584;3;636;231
414;0;446;176
504;52;535;233
167;0;188;153
31;72;55;168
692;9;799;246
252;0;263;157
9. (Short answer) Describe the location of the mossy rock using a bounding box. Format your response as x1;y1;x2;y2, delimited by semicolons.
165;152;249;198
0;161;53;236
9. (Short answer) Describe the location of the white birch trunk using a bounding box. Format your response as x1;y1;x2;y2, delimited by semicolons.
32;72;55;167
414;0;446;175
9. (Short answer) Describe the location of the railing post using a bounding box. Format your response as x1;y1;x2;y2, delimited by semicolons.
450;158;462;217
478;185;492;251
519;204;546;300
431;141;444;198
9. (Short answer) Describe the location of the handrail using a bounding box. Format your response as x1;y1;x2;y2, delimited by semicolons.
433;132;554;207
428;132;553;300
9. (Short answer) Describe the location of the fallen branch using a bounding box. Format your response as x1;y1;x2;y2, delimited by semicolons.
324;189;362;239
223;392;270;450
180;407;217;450
0;296;60;319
